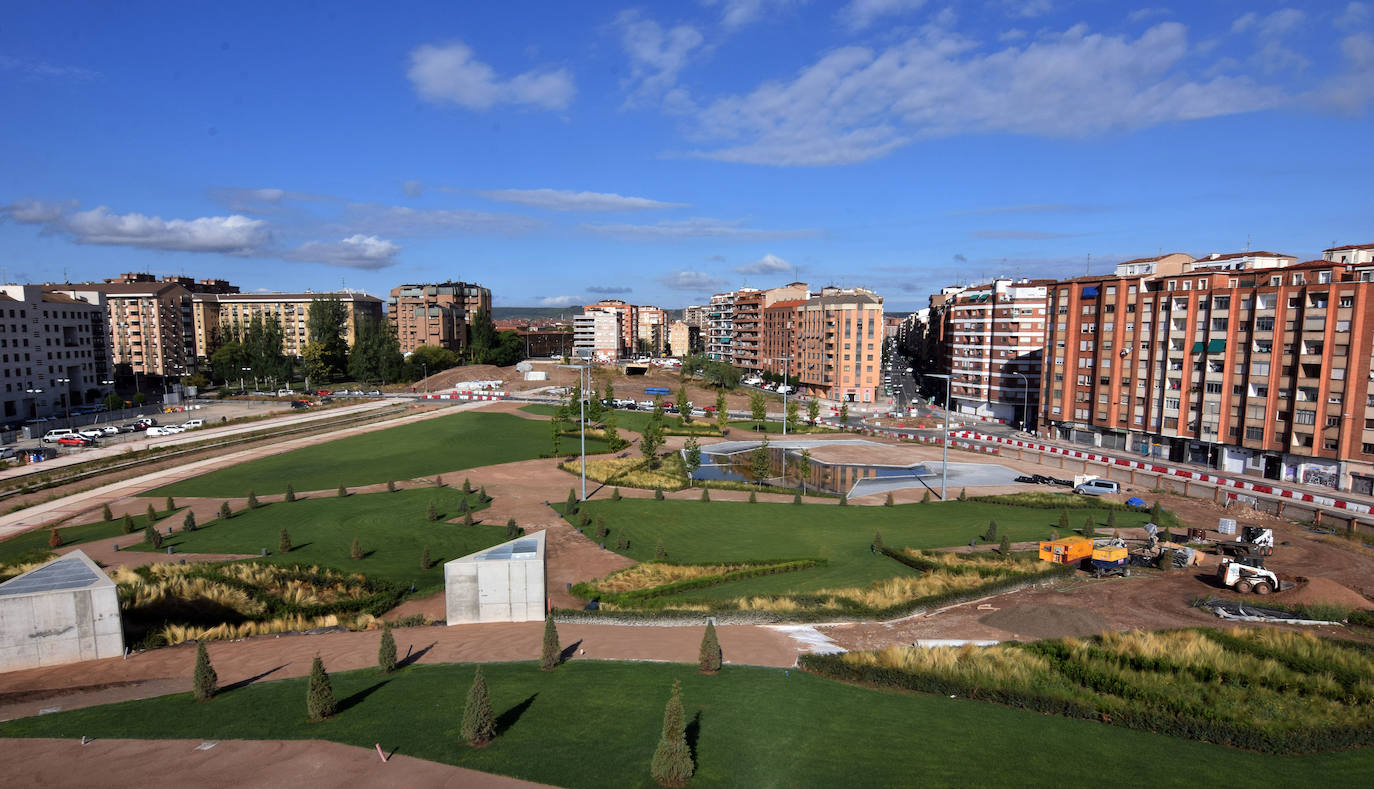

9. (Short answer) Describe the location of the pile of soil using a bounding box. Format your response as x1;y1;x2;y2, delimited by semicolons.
978;604;1108;640
1277;576;1373;610
420;364;524;391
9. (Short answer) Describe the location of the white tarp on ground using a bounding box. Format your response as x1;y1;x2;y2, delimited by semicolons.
444;530;546;625
0;550;124;673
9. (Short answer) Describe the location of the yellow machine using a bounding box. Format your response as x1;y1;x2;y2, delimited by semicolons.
1038;537;1093;564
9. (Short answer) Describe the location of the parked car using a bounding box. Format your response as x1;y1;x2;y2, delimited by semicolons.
637;400;655;410
290;400;310;410
1074;478;1121;496
777;385;794;394
662;401;675;410
181;419;205;429
56;435;94;447
146;425;180;436
42;428;76;443
78;428;105;440
117;423;139;433
0;446;20;460
99;425;120;436
367;389;382;396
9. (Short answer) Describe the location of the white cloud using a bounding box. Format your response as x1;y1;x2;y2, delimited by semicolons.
407;41;574;111
615;10;705;106
476;188;687;212
1128;8;1172;24
3;201;269;254
1007;0;1054;19
658;270;730;291
736;253;794;275
706;0;801;30
581;217;819;241
288;235;401;269
207;187;338;213
999;28;1027;42
1337;2;1370;28
838;0;926;31
686;22;1285;166
1313;33;1374;111
0;54;99;81
1233;8;1305;37
344;203;543;236
536;295;580;307
402;180;425;197
1231;9;1309;73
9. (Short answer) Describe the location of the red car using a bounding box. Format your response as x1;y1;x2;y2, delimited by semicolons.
316;389;331;396
57;435;94;447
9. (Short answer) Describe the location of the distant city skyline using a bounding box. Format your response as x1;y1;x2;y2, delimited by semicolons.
3;2;1372;310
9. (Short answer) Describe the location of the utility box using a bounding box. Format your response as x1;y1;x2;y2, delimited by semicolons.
1038;537;1093;564
444;530;546;625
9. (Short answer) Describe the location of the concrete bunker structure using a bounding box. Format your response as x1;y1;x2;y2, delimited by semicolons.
444;529;546;625
0;550;124;673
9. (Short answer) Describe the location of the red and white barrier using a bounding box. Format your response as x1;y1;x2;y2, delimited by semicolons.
951;429;1373;516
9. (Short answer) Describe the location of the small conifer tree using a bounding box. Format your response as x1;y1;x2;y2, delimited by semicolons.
48;528;61;549
306;655;336;721
182;511;197;532
958;487;967;501
983;520;999;543
922;490;932;504
506;518;519;538
1083;515;1095;539
793;492;803;505
655;538;667;560
457;497;469;513
654;486;665;501
651;679;694;786
247;490;259;510
1159;548;1174;572
698;621;722;673
884;492;894;507
378;621;397;673
540;613;560;670
387;478;396;493
434;474;444;487
145;525;162;549
337;483;348;498
873;530;884;549
219;501;232;520
421;547;432;569
351;537;363;560
616;533;629;550
426;501;439;521
165;495;176;512
193;641;217;702
122;513;137;535
146;502;157;524
463;477;473;494
480;486;490;503
463;511;474;526
461;665;497;746
748;491;757;503
700;488;710;502
999;535;1011;555
279;527;292;553
284;483;296;502
1107;510;1118;529
1058;509;1071;532
595;516;609;539
102;503;113;522
838;493;848;506
1150;501;1162;522
565;488;579;515
611;487;622;502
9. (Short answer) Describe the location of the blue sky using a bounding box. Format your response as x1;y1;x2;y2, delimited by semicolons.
2;1;1372;312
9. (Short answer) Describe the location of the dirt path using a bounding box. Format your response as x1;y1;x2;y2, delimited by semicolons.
0;738;554;789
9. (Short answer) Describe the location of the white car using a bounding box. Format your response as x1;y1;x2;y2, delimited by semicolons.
100;425;120;436
637;400;656;409
146;426;177;436
181;419;205;429
78;428;105;440
776;385;794;394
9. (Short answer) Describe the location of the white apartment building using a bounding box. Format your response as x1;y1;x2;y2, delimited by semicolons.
0;285;113;426
943;278;1050;427
573;309;622;362
705;292;735;363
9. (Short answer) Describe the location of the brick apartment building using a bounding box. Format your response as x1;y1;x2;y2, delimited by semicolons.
192;291;383;360
388;282;491;355
794;286;885;403
940;279;1051;429
1039;247;1374;493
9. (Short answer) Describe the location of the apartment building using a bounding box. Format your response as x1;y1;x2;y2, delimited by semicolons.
192;292;383;360
0;285;112;424
761;299;806;379
794;287;885;403
940;279;1050;428
730;282;810;374
1039;250;1374;493
582;299;637;357
636;305;667;356
705;292;735;363
682;304;708;329
667;320;698;358
573;309;622;361
388;281;491;355
1323;242;1374;265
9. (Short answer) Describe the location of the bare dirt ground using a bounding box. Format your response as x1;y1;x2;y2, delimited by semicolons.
1;738;554;789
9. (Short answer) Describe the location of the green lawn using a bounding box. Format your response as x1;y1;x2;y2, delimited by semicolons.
571;499;1142;599
0;508;180;569
146;411;611;498
125;489;507;593
521;404;720;435
728;420;837;434
3;660;1369;788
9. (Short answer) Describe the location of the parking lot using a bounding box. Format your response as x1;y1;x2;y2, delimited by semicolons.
7;399;306;457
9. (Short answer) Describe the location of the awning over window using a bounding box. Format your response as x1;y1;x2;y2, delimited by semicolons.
1191;341;1204;353
1207;339;1226;353
1082;286;1100;298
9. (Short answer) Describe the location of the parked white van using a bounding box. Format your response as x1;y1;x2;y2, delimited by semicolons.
181;419;205;429
42;428;76;443
1074;478;1121;496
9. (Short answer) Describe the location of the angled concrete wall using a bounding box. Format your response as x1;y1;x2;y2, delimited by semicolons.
0;550;124;673
444;530;545;625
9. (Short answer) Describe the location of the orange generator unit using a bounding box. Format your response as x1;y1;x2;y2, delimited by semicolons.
1038;537;1093;564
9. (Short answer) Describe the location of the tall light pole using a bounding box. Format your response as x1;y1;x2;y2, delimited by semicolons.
421;362;428;394
241;366;251;393
925;373;951;500
560;363;591;501
774;356;793;436
25;386;44;422
1011;371;1030;433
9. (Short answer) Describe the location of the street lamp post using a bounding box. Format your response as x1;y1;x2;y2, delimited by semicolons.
25;387;44;422
1011;371;1030;433
925;373;952;500
55;378;72;423
559;363;591;501
241;367;251;393
422;362;428;394
773;356;793;485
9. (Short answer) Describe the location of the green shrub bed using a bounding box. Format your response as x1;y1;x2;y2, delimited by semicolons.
571;559;824;606
802;628;1374;754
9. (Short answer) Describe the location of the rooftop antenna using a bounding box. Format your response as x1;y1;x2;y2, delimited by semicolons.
1085;253;1091;277
1245;235;1251;252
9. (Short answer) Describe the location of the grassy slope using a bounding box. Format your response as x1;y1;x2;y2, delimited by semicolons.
124;489;506;593
2;661;1368;788
146;411;610;498
574;499;1141;599
521;403;719;435
0;509;179;567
